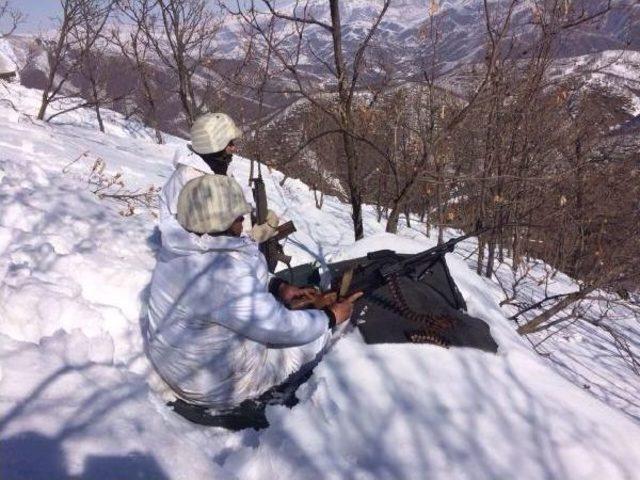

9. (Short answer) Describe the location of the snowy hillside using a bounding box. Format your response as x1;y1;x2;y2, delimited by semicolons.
1;82;640;479
214;0;640;76
553;49;640;114
0;40;17;78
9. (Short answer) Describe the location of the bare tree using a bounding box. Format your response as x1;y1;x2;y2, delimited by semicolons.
346;85;454;237
439;0;639;340
113;0;165;143
0;0;24;38
129;0;221;127
445;0;621;277
64;1;116;131
515;87;638;334
36;0;113;121
224;0;392;240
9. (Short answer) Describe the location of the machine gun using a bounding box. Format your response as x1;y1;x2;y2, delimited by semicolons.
251;175;296;273
290;231;477;310
286;228;498;352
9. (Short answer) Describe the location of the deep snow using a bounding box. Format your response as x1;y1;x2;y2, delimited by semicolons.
1;80;640;480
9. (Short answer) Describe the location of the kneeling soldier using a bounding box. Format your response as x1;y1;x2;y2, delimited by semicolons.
145;174;359;409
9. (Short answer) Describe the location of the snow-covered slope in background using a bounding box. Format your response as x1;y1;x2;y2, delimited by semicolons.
553;49;640;114
216;0;639;74
0;40;18;78
1;83;640;480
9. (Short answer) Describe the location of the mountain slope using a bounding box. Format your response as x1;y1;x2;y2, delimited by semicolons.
0;83;639;479
217;0;640;75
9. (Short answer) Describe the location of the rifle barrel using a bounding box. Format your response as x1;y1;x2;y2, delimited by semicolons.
380;231;477;280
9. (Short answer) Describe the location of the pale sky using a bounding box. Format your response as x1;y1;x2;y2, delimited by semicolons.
12;0;59;32
12;0;245;33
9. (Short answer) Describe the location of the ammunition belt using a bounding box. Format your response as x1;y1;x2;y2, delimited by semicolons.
405;330;450;348
388;274;453;348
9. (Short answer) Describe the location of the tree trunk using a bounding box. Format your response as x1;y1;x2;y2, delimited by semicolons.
330;0;364;240
485;239;496;278
517;286;595;335
386;205;400;233
511;229;520;273
92;82;105;133
178;80;194;126
313;187;324;209
476;237;485;275
339;116;363;238
37;93;49;121
350;186;364;240
95;103;105;132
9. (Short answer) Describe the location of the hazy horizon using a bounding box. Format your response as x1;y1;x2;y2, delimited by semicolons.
6;0;259;34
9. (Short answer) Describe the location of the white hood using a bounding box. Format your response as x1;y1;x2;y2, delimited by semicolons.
172;147;212;173
161;228;255;258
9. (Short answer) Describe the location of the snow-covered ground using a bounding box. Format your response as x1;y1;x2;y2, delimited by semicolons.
1;81;640;480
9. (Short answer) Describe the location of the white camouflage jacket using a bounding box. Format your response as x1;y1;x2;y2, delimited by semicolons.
144;229;331;408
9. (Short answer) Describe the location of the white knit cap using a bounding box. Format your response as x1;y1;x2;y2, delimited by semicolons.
177;175;252;234
190;113;242;155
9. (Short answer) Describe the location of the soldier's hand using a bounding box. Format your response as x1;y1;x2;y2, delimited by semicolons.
249;209;281;243
249;223;278;243
279;284;317;304
265;209;279;228
329;292;364;325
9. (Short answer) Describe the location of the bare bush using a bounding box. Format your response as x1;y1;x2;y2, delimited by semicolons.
64;151;160;216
